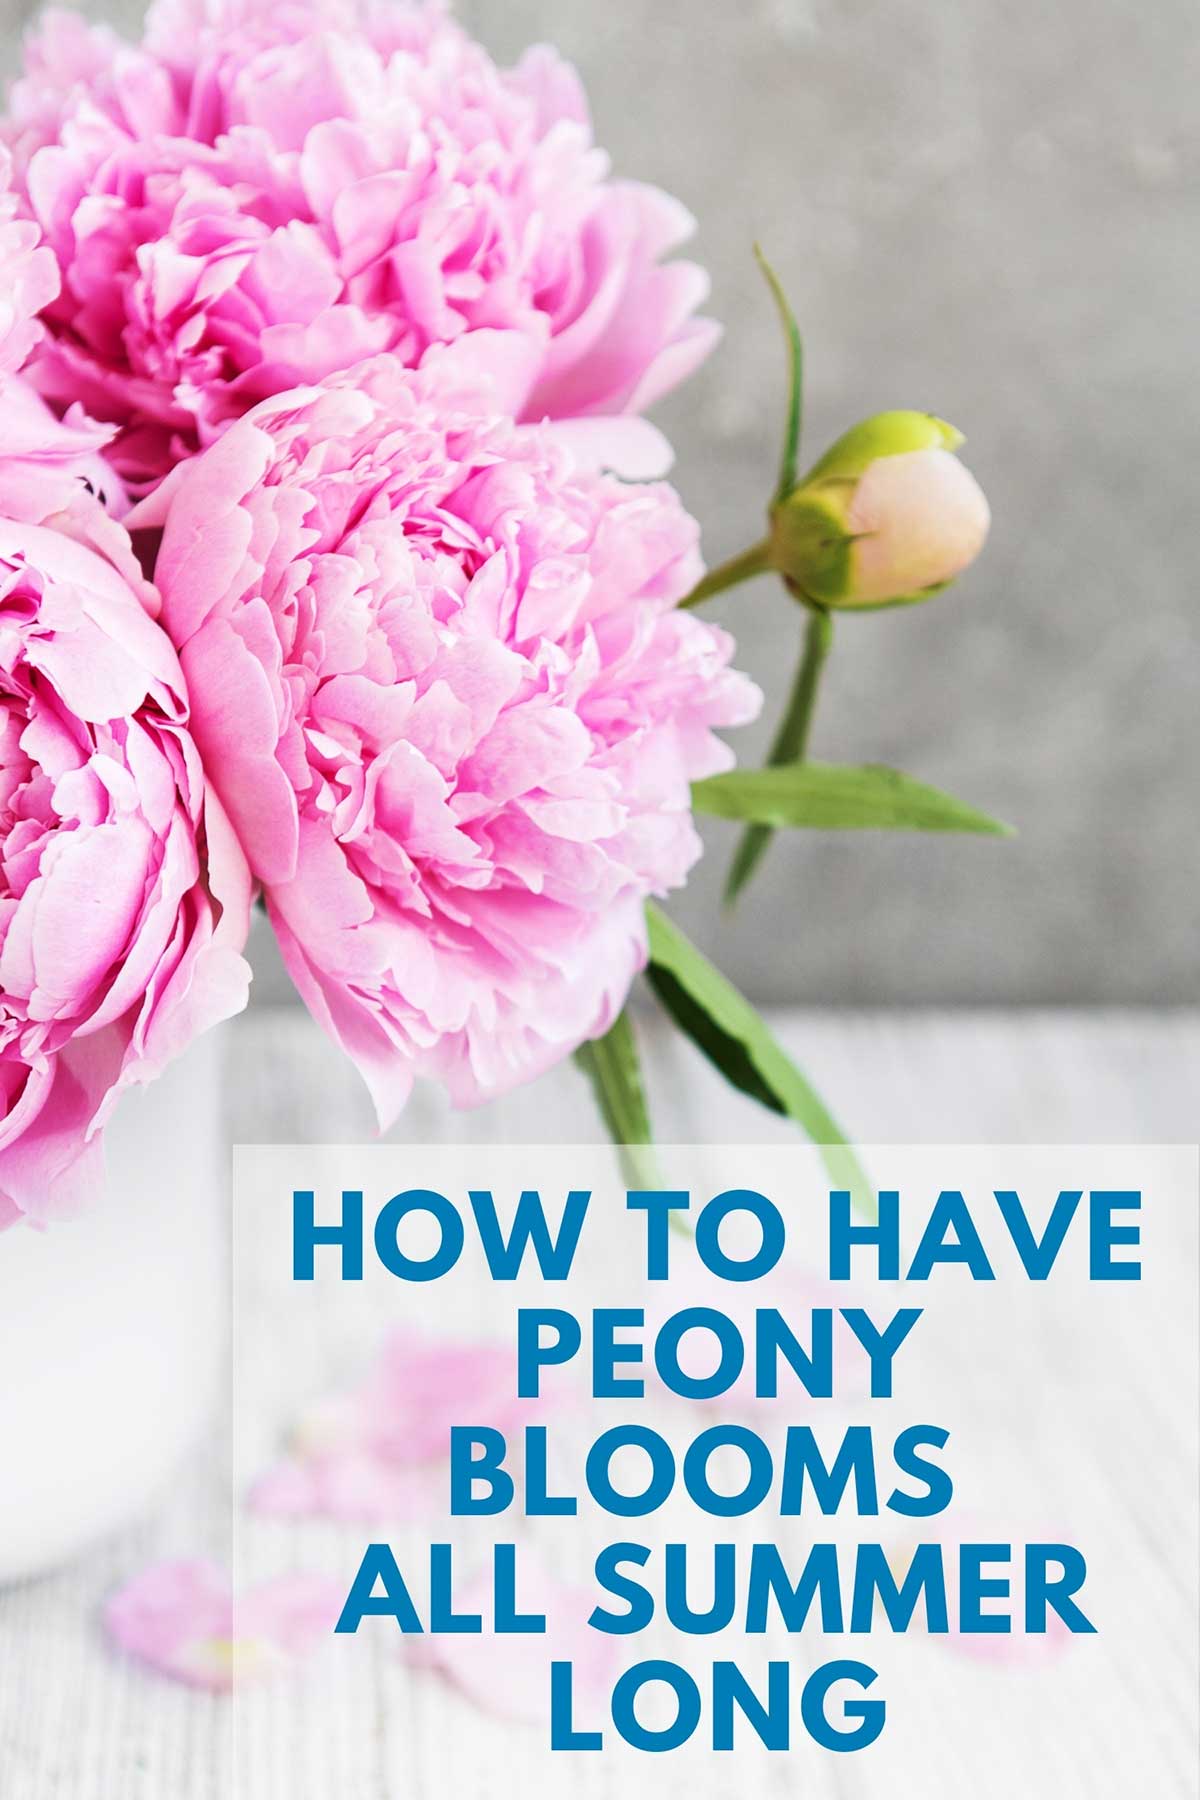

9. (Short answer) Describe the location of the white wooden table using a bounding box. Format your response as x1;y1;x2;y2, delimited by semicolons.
2;1006;1197;1799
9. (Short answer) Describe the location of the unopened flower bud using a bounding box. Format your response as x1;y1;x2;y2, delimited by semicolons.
768;411;990;609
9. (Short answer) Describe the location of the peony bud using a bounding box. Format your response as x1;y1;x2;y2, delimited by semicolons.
768;411;990;608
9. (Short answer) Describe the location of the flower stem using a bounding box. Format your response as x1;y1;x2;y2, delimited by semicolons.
574;1009;691;1233
574;1011;660;1192
725;603;833;904
679;538;772;609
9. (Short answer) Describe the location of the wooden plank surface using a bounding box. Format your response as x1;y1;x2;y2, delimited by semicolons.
1;1005;1197;1798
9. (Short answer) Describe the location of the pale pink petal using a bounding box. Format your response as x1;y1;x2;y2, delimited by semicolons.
249;1454;446;1525
845;448;991;603
542;415;675;480
105;1559;344;1691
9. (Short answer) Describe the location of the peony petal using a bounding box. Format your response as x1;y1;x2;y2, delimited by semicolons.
542;414;675;480
105;1559;345;1692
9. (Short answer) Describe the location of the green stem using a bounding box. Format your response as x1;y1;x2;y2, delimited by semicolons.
574;1009;693;1234
725;603;833;904
770;603;834;763
679;538;772;609
574;1011;661;1193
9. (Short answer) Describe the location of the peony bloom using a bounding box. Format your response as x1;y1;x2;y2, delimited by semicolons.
768;412;990;609
0;523;251;1225
7;0;718;488
154;354;758;1117
105;1558;345;1690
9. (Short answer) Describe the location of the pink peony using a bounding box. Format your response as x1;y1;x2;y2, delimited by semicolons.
105;1558;345;1690
0;522;251;1225
8;0;718;488
154;354;757;1116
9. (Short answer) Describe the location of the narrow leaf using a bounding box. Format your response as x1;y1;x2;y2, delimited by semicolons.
698;762;1012;836
755;244;804;505
574;1010;662;1191
644;903;873;1213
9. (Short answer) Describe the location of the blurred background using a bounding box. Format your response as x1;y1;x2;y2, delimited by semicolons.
2;0;1195;1004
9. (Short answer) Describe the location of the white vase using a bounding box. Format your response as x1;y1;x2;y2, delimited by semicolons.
0;1027;227;1583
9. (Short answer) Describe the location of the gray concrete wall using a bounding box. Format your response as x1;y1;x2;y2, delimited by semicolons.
3;0;1196;1003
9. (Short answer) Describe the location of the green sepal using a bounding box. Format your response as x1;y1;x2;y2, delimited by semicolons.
754;245;805;506
801;410;963;486
767;486;853;604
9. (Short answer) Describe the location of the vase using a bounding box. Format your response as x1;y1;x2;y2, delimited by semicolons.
0;1026;227;1584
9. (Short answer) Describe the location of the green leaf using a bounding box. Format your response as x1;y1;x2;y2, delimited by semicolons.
696;762;1012;836
755;244;804;506
574;1010;662;1191
644;903;873;1214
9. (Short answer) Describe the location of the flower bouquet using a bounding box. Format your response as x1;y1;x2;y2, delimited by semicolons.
0;0;998;1238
